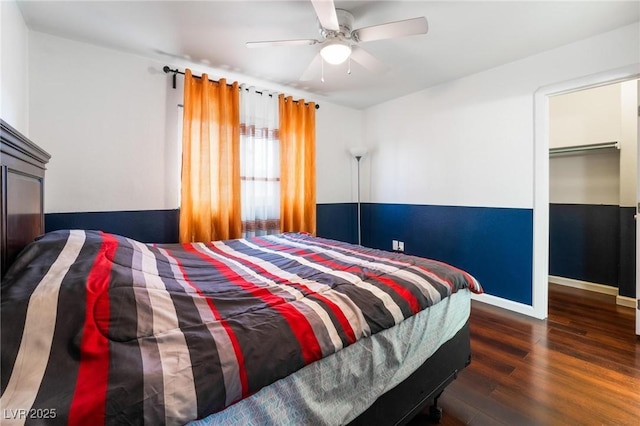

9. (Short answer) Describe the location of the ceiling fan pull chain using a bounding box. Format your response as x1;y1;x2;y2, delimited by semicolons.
321;58;325;83
348;56;351;75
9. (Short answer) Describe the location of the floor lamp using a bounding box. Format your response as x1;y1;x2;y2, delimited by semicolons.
349;147;368;245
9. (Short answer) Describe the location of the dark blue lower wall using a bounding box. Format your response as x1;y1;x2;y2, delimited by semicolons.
45;205;351;245
45;204;359;246
48;204;535;304
359;203;534;305
618;207;636;298
316;203;358;244
46;203;635;302
46;209;179;244
549;204;636;298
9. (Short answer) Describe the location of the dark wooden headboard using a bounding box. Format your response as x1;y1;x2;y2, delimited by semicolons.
0;119;51;277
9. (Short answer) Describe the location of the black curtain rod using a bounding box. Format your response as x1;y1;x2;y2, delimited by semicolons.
163;66;320;110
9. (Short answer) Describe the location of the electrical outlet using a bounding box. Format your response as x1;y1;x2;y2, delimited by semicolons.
392;240;399;251
398;241;405;252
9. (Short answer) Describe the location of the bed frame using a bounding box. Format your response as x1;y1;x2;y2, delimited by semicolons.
350;322;470;425
0;118;470;425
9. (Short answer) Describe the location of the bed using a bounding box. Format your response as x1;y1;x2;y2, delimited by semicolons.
0;121;482;425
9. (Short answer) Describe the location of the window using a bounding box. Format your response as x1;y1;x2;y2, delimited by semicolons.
240;87;280;237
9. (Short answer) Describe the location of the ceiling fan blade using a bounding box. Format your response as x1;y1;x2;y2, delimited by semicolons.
300;54;322;81
310;0;339;31
349;46;389;74
353;17;428;42
246;39;319;48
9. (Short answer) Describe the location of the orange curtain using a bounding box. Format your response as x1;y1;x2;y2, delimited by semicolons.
279;94;316;234
180;69;241;242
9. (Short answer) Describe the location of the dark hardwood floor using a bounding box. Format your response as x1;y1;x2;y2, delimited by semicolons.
410;284;640;426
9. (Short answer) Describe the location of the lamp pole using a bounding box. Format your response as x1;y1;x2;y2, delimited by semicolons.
355;155;362;245
349;147;368;246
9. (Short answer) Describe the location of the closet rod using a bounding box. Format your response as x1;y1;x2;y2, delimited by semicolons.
163;66;320;109
549;141;619;156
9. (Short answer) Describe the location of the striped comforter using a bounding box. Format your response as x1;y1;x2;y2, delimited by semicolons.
1;230;482;425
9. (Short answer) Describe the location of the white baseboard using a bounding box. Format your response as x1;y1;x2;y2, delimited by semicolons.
549;275;635;308
470;293;543;319
471;276;636;319
548;275;618;295
616;295;637;309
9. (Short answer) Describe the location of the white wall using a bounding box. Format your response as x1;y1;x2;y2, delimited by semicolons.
362;50;535;208
363;23;640;210
549;80;638;207
28;32;361;214
549;83;620;206
549;152;620;205
29;32;171;213
549;84;621;149
1;0;29;133
316;103;364;204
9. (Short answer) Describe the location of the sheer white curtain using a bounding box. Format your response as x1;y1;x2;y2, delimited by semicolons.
240;86;280;238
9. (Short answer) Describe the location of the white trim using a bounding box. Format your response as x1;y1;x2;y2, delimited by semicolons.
549;276;636;308
616;295;636;308
470;293;544;319
532;63;640;321
475;278;635;317
548;275;618;295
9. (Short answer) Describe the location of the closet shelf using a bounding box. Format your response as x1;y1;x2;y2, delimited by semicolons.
549;141;619;156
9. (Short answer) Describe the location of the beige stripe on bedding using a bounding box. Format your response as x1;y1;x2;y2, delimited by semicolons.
0;230;85;426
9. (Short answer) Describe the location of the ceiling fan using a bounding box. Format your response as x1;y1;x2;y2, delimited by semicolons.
246;0;429;80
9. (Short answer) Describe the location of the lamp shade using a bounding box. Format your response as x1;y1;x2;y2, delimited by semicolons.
321;41;352;65
349;146;369;158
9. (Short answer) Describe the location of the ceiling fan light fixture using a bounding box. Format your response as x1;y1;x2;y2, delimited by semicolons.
320;41;352;65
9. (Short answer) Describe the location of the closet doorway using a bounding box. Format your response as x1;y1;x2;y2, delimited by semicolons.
547;79;639;332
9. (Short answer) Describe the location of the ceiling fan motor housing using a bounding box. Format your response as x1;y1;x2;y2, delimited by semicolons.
320;9;355;40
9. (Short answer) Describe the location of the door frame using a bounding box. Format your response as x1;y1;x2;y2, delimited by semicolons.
532;64;640;321
637;80;640;335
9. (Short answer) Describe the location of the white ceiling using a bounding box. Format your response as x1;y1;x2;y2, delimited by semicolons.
17;0;640;109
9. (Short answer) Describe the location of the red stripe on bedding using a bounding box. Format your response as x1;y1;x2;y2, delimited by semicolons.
429;259;480;292
192;243;323;366
280;234;463;293
208;243;358;345
368;274;422;315
306;252;422;313
175;244;250;399
255;239;421;314
68;232;117;426
301;287;357;344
